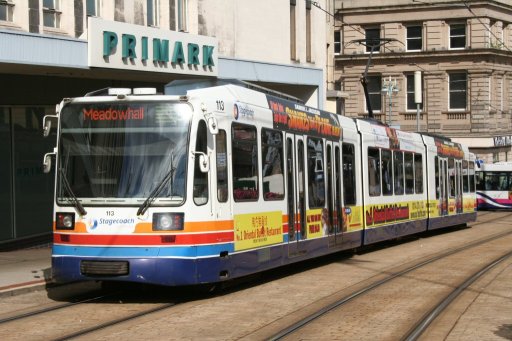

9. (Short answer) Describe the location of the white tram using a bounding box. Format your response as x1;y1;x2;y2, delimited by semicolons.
43;82;477;286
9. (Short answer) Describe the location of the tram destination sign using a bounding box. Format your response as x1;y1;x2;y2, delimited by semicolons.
88;17;218;76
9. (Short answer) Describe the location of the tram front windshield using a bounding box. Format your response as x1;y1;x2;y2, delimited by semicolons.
57;101;192;206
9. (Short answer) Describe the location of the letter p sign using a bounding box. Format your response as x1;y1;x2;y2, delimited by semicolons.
103;31;118;57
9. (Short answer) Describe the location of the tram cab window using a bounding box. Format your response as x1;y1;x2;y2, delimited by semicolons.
193;120;209;205
393;151;404;195
462;160;469;193
485;172;510;191
404;152;414;194
342;143;356;205
232;123;259;201
414;154;423;194
381;149;392;196
368;147;381;196
261;129;284;201
307;138;325;208
216;130;228;202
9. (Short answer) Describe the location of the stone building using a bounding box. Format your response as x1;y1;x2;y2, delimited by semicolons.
0;0;328;246
332;0;512;162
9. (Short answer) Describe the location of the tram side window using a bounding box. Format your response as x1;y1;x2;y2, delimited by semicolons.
193;120;209;206
393;151;404;195
232;123;259;201
261;129;284;201
382;149;392;195
368;147;381;196
342;143;356;205
462;160;469;193
307;138;325;208
435;156;440;199
404;152;414;194
216;130;228;202
414;154;423;194
469;161;475;192
448;158;455;197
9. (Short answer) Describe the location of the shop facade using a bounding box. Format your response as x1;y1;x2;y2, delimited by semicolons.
0;4;325;247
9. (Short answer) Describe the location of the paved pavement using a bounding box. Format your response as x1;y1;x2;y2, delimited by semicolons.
0;246;52;297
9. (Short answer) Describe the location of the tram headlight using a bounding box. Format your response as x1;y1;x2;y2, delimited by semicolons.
56;212;75;230
152;213;184;231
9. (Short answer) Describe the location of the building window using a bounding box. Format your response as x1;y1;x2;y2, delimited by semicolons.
306;2;312;62
177;0;187;31
334;31;341;54
365;27;380;53
366;75;382;112
406;74;423;111
0;0;14;22
406;26;422;51
450;23;466;49
449;73;467;110
43;0;60;28
147;0;158;26
290;0;297;60
86;0;100;17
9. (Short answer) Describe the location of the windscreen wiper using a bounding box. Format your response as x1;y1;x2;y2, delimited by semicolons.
58;168;87;216
137;155;176;216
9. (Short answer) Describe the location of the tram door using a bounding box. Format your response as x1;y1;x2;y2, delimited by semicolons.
456;160;463;213
286;134;307;257
326;142;343;247
439;158;449;216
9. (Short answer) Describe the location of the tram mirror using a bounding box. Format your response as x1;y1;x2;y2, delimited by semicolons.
43;115;58;137
43;152;55;173
207;117;219;135
43;119;52;137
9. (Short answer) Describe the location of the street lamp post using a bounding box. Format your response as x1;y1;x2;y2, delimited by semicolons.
382;76;398;126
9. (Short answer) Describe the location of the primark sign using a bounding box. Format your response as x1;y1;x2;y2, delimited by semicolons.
88;17;217;76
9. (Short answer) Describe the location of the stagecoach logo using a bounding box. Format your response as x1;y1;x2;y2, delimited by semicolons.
85;217;135;231
233;103;255;120
87;219;98;230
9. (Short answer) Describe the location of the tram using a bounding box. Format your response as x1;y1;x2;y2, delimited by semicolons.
42;82;477;286
475;162;512;209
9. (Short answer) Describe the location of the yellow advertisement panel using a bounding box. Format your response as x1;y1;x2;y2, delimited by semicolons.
234;211;283;251
463;198;476;213
364;200;428;228
428;200;440;218
344;206;363;232
306;209;324;239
